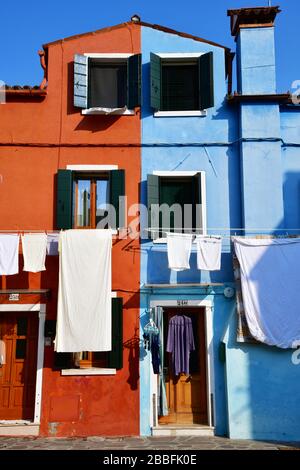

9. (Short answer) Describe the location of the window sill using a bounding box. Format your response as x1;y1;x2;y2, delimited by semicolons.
82;107;135;116
61;368;117;376
154;110;207;118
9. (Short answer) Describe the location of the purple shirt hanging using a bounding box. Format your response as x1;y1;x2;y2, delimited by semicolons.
166;315;195;376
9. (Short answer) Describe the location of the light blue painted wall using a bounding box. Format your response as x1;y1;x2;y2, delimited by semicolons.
223;25;300;442
140;26;240;436
139;23;300;442
224;313;300;441
238;28;276;95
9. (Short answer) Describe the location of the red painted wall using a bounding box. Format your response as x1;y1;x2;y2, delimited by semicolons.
0;23;141;437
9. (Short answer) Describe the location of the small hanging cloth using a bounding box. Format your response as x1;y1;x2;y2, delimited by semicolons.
166;233;193;271
195;236;222;271
21;233;47;273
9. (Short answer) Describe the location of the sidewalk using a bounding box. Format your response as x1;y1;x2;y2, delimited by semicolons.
0;436;299;450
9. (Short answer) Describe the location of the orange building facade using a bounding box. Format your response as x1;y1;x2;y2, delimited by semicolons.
0;22;141;437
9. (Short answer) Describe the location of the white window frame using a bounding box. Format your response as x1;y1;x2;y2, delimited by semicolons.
152;170;207;244
81;53;135;116
0;303;46;433
153;53;207;117
61;292;118;376
149;299;215;431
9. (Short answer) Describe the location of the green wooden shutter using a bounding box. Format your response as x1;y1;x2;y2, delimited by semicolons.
199;52;214;110
56;170;73;230
127;54;141;109
107;297;123;369
109;170;125;229
74;54;88;108
150;53;162;110
193;172;203;232
147;174;160;240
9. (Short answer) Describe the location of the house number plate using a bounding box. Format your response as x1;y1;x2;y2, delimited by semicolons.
177;300;188;306
9;293;19;301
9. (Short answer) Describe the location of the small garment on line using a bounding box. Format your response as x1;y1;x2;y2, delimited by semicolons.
21;233;47;273
233;237;300;349
55;229;112;353
0;234;19;275
166;233;193;271
195;236;222;271
47;233;60;256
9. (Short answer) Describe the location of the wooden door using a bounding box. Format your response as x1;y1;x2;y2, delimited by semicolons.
0;312;38;420
159;307;208;425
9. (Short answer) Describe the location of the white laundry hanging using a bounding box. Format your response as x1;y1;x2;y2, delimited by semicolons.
195;236;222;271
0;234;19;275
55;229;112;353
47;233;60;256
22;233;47;272
233;237;300;349
166;233;193;271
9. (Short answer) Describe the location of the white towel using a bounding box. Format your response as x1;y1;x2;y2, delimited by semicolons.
196;236;222;271
22;233;47;273
0;234;19;275
55;229;112;353
167;233;193;271
47;233;60;256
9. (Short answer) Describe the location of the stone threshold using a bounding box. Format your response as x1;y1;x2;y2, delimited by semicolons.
0;421;39;436
152;424;215;437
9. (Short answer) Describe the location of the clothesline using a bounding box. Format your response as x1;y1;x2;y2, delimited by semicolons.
0;230;60;233
143;228;300;239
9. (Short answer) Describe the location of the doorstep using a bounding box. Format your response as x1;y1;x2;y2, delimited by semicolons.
0;421;39;436
152;424;215;437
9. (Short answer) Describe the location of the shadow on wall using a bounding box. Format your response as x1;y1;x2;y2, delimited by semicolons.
123;329;140;391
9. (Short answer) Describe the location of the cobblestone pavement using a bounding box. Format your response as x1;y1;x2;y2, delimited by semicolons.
0;436;299;450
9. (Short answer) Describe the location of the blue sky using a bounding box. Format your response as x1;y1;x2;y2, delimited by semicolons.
0;0;297;92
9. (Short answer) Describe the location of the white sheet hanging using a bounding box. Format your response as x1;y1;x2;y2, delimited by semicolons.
0;234;19;275
233;237;300;349
22;233;47;272
195;236;222;271
55;229;112;353
166;233;193;271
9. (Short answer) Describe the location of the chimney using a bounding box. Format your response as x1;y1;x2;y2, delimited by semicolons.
227;6;281;95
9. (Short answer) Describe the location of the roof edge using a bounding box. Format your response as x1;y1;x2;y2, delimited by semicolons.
43;20;230;51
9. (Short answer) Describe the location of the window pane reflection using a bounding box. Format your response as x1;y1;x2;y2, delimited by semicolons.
76;180;91;227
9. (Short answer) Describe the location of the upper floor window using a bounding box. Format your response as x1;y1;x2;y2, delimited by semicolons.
73;54;141;114
150;52;214;115
56;168;125;231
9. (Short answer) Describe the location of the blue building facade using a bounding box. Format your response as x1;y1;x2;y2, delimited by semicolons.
139;6;300;441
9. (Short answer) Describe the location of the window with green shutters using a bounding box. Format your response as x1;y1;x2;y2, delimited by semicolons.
74;54;141;110
54;297;123;371
147;173;205;240
56;169;125;230
150;52;214;112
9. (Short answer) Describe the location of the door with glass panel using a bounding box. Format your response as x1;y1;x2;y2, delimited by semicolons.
0;312;38;420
